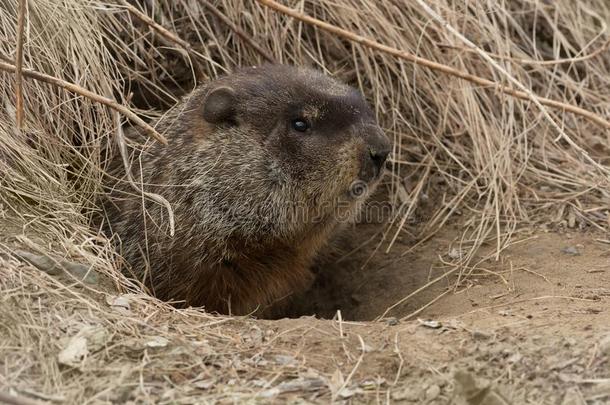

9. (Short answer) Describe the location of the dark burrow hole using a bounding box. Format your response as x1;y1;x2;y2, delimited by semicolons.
277;193;444;322
281;222;421;322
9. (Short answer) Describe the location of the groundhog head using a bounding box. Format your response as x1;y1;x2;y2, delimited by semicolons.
170;65;390;238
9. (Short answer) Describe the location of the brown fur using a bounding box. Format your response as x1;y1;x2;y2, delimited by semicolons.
102;64;390;317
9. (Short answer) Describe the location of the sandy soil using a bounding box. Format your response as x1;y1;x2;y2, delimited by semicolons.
277;222;610;403
296;224;610;321
2;223;609;404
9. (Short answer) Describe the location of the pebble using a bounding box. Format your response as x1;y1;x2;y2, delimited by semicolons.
384;317;399;326
561;246;580;256
472;329;493;340
425;384;441;401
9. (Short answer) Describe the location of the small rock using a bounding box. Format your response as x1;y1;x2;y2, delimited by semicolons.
425;384;441;401
448;248;461;259
106;295;132;315
561;246;580;256
472;329;493;340
57;324;108;368
260;377;325;398
507;352;522;364
193;379;215;390
145;336;169;348
58;336;88;367
273;354;296;366
453;371;510;404
384;317;399;326
245;326;264;346
14;250;99;284
454;370;489;395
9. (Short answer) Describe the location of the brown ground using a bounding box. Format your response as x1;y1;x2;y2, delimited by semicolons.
2;224;609;404
297;224;610;322
280;222;610;403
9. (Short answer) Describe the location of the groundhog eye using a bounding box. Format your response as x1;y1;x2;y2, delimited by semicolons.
291;118;309;132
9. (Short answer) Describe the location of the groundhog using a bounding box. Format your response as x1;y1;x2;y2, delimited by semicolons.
102;64;390;317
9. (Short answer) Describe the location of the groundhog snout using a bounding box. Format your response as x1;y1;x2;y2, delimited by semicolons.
359;128;391;183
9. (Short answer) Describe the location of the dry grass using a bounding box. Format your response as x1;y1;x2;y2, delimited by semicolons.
1;0;609;402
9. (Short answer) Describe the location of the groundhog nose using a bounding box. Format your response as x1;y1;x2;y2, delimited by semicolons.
359;127;391;183
369;148;390;172
367;130;391;174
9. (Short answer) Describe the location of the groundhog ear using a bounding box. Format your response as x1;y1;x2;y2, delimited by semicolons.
202;86;236;124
